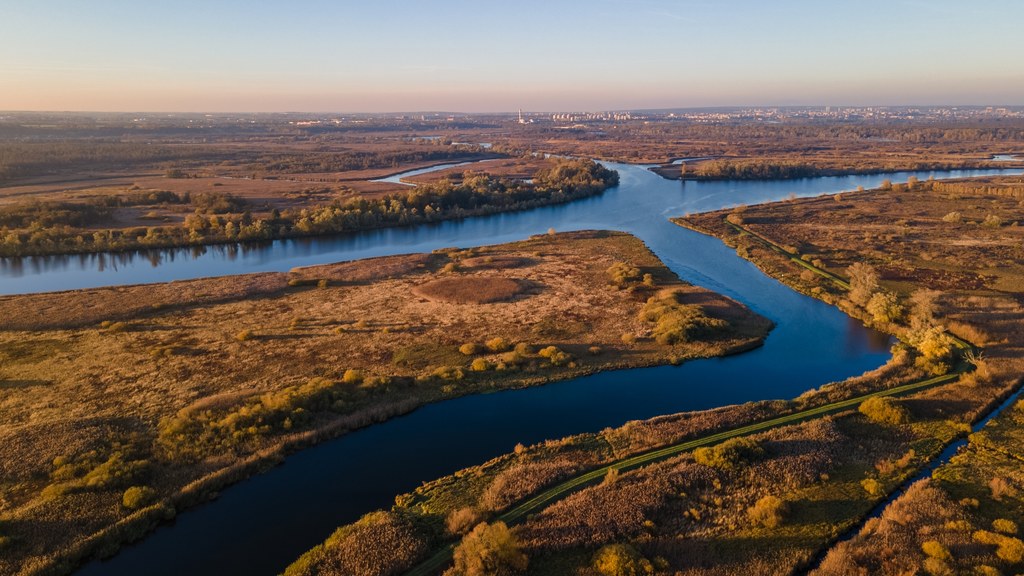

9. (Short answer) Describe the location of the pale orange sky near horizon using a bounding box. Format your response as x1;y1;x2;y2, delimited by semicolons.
3;0;1022;113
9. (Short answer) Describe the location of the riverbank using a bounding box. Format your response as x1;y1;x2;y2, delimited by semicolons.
0;158;616;258
679;175;1024;575
648;157;1023;181
276;174;1024;576
0;230;771;576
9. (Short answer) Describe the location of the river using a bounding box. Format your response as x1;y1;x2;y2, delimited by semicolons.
21;162;1014;575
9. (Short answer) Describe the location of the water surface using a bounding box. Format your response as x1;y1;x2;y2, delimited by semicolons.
45;163;1018;575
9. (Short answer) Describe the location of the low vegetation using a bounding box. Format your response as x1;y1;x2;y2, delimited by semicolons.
0;159;617;257
0;230;770;575
676;174;1024;575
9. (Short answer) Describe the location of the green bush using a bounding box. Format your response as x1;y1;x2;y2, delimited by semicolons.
122;485;157;510
747;495;788;528
639;291;728;345
993;518;1019;535
592;543;653;576
608;262;642;289
432;366;465;381
866;291;904;324
460;342;482;355
859;396;911;426
452;522;528;576
486;337;511;353
693;437;763;471
341;369;364;385
922;540;952;561
538;346;574;366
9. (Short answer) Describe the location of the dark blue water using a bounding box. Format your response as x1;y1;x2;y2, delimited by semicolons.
61;164;1019;575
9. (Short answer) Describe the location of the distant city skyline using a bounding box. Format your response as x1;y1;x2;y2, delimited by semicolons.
2;0;1022;113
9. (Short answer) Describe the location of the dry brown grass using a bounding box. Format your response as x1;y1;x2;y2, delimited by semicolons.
412;277;530;304
290;253;433;285
0;230;770;576
0;272;289;331
678;174;1024;576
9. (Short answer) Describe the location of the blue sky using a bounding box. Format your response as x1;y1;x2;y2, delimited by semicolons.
2;0;1022;112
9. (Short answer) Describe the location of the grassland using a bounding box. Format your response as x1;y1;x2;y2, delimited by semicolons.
0;230;770;575
279;175;1024;576
679;175;1024;575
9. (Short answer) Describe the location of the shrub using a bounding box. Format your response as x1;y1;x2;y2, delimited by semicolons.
974;530;1024;563
446;507;484;535
235;329;254;342
592;543;653;576
608;262;642;289
747;495;788;528
847;262;880;306
122;485;157;510
486;337;511;353
470;358;492;372
341;369;363;385
432;366;465;380
538;345;574;366
513;342;533;355
317;279;329;289
859;396;911;426
460;343;482;355
909;326;957;375
993;518;1018;535
983;214;1003;228
866;291;904;324
990;476;1016;501
639;291;728;345
922;540;952;561
941;211;962;223
692;437;763;471
451;522;528;576
861;478;884;497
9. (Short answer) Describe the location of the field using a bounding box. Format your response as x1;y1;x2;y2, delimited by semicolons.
3;114;1023;258
281;175;1024;576
0;230;771;575
678;175;1024;575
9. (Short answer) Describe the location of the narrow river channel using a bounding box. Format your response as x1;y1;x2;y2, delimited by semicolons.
22;162;1015;575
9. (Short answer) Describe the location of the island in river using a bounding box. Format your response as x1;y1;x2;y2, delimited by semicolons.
0;230;771;575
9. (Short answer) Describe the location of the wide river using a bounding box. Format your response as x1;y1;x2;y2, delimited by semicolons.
20;162;1011;575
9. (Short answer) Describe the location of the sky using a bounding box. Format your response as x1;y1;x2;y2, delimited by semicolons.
1;0;1022;113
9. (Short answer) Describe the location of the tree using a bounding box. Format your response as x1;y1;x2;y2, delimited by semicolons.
847;262;880;306
747;495;789;528
592;543;653;576
909;289;941;328
866;291;904;324
451;522;528;576
859;396;910;426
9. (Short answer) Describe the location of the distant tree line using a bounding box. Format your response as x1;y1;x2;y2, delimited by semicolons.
0;159;617;257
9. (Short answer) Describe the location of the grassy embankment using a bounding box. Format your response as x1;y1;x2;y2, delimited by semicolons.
0;230;771;576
